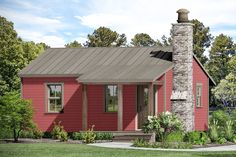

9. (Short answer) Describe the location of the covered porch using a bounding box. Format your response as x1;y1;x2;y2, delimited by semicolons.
80;77;168;131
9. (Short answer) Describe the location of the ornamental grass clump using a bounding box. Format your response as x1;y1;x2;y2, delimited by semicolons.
142;111;183;144
51;121;68;142
208;119;219;142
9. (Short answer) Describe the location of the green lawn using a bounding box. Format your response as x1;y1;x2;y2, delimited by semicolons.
0;143;236;157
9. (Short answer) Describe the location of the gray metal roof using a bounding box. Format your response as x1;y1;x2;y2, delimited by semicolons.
19;46;214;85
19;46;174;83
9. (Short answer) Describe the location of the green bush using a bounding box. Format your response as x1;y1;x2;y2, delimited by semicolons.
232;135;236;143
210;110;230;127
231;110;236;134
60;131;68;142
132;138;149;147
184;131;208;145
0;128;13;139
82;125;96;143
166;132;183;142
95;132;113;140
71;132;83;140
51;121;68;141
217;137;227;144
19;130;34;138
208;119;219;142
142;111;183;143
32;128;43;139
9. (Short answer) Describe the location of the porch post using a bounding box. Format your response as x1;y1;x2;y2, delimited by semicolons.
117;84;123;131
82;84;88;131
148;83;154;116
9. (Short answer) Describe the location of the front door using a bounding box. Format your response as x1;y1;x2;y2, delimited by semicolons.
137;85;149;129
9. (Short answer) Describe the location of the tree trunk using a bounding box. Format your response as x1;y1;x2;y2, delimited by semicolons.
13;129;18;142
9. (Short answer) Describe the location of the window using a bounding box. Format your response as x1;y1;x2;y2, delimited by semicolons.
105;85;118;112
196;84;202;107
47;84;63;112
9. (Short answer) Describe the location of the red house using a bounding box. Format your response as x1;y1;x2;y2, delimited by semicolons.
19;9;215;132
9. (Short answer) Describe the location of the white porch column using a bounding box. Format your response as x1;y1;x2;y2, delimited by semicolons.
117;84;123;131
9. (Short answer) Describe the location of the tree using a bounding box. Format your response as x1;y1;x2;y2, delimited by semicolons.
0;92;33;142
191;19;213;65
212;73;236;107
228;55;236;74
131;33;156;47
156;35;172;47
0;16;25;92
37;42;50;49
22;41;44;64
85;27;127;47
0;16;45;95
206;34;235;84
65;40;82;48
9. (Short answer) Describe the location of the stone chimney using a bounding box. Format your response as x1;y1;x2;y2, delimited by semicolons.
170;9;194;132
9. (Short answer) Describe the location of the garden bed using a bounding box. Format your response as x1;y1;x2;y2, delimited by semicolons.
0;138;112;144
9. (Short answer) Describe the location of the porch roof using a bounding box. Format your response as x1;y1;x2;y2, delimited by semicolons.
19;47;174;83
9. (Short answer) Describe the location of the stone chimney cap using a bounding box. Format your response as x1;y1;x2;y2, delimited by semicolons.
177;8;189;23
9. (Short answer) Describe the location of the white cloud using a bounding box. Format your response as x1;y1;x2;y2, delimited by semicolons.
18;29;66;47
76;0;236;41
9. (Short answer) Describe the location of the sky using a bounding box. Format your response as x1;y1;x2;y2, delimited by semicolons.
0;0;236;47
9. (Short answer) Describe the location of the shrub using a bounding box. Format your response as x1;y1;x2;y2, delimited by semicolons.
217;137;227;144
32;128;43;139
51;121;68;141
132;138;149;147
184;131;208;145
208;119;219;142
142;111;183;144
60;131;68;142
224;120;234;141
71;132;83;140
95;132;113;140
82;125;96;143
166;132;183;142
210;110;230;127
232;135;236;143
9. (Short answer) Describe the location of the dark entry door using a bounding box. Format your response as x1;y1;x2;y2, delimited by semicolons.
137;85;149;129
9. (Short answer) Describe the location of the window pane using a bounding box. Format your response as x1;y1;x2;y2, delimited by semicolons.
49;99;56;111
47;84;63;112
55;99;62;111
105;85;118;112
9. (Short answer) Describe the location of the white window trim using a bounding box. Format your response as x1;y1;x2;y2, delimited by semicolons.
45;83;64;113
196;83;203;108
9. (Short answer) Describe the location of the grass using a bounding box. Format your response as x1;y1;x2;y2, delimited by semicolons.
0;143;236;157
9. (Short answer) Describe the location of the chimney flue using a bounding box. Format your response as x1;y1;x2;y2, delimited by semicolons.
177;8;189;23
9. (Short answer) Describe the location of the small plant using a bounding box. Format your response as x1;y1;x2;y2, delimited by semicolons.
51;121;68;141
208;119;219;142
71;132;83;140
95;132;113;140
184;131;208;145
166;131;183;142
132;138;149;147
232;135;236;143
142;111;183;144
217;137;227;144
32;128;43;139
210;110;230;127
224;120;234;141
82;125;96;143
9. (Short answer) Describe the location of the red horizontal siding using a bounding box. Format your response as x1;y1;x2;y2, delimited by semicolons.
123;85;136;131
193;58;209;131
22;77;82;132
87;85;117;131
